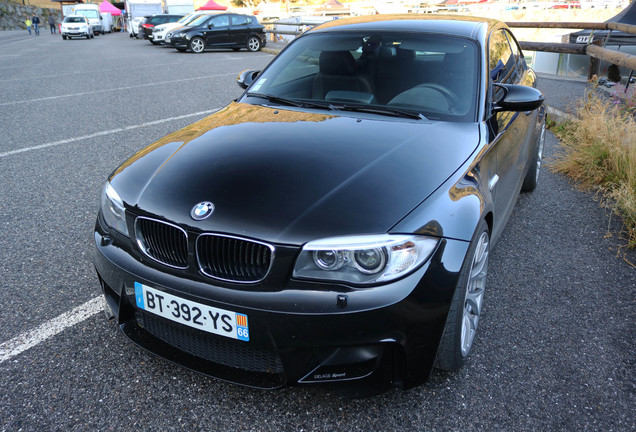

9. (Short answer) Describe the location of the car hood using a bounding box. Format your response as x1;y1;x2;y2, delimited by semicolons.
111;102;480;245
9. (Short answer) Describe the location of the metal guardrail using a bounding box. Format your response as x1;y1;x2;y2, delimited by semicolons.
506;21;636;77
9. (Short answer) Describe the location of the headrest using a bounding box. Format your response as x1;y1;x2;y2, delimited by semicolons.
319;51;357;75
379;46;396;58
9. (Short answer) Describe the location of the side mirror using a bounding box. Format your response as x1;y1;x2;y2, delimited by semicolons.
236;69;260;90
207;23;215;28
492;83;544;113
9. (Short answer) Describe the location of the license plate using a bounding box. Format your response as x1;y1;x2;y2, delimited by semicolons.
134;282;249;341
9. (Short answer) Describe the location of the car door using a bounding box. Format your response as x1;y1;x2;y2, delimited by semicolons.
203;14;231;47
486;28;535;241
229;14;251;46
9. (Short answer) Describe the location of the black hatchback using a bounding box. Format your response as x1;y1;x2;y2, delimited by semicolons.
166;13;266;53
139;13;185;41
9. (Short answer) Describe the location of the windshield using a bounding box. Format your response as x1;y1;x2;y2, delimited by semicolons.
246;31;479;122
64;16;86;23
188;15;212;27
75;10;99;19
181;13;204;25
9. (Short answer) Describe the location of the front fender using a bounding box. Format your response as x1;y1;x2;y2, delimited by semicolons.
391;142;494;242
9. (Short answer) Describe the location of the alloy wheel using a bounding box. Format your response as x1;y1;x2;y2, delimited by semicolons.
535;121;546;183
460;230;489;357
190;38;204;53
247;37;260;52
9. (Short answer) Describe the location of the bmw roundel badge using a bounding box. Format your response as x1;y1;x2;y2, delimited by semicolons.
191;201;215;221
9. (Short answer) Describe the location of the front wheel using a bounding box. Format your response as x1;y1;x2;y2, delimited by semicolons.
435;219;490;371
189;37;205;53
246;36;261;52
521;117;546;192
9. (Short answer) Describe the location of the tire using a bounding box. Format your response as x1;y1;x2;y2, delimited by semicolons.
90;32;94;39
521;117;546;192
62;35;67;40
189;37;205;53
435;219;490;371
86;33;90;40
247;36;261;52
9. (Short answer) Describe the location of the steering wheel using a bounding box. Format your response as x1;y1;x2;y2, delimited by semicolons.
411;83;458;113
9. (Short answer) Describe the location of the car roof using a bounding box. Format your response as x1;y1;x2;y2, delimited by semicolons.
309;14;500;41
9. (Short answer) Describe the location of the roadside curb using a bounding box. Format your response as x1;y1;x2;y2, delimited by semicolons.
262;47;282;55
547;106;576;123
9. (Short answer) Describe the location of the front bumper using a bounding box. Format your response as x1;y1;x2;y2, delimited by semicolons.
167;36;189;49
63;30;89;38
93;214;468;391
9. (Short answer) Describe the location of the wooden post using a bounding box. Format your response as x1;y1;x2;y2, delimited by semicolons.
588;41;602;80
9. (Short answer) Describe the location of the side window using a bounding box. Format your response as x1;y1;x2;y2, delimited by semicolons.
231;15;248;26
504;30;527;78
488;29;514;84
210;15;229;28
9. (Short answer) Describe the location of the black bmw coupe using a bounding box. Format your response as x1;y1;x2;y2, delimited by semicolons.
94;14;545;393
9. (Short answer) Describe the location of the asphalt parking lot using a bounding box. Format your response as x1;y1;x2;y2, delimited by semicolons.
0;30;634;431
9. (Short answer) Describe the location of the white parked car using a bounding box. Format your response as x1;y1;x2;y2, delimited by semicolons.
151;11;216;45
61;15;94;40
127;16;144;38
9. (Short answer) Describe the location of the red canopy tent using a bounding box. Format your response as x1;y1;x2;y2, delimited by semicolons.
99;0;122;15
197;0;227;11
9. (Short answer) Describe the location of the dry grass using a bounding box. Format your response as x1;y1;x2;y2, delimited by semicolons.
549;84;636;249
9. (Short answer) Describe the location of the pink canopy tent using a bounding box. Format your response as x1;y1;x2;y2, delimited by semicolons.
197;0;227;11
99;0;122;15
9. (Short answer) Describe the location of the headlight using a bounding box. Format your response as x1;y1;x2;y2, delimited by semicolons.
100;182;128;236
293;235;438;285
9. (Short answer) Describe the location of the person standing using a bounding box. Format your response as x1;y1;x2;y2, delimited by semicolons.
25;17;32;35
32;13;40;36
48;14;56;34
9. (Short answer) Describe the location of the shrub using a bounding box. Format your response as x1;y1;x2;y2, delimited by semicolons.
549;83;636;249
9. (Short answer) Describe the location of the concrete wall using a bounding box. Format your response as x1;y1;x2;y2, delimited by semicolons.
0;1;63;31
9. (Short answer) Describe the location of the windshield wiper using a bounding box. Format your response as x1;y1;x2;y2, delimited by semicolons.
246;93;338;111
246;93;305;108
336;104;427;120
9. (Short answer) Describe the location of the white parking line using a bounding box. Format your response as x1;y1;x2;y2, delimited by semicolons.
0;109;219;158
0;73;237;106
0;62;176;83
0;296;104;363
